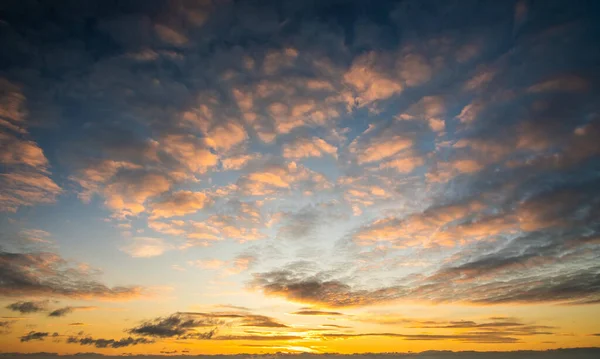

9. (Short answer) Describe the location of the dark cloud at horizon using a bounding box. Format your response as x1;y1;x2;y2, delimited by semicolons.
2;348;600;359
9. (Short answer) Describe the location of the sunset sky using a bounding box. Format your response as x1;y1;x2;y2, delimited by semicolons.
1;0;600;355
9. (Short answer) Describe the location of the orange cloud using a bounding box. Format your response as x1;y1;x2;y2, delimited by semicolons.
161;134;218;174
150;190;212;218
103;172;171;216
343;52;403;108
120;237;174;258
282;137;337;159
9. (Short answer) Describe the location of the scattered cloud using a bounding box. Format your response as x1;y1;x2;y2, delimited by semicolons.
0;249;143;300
291;310;343;316
20;331;50;342
67;335;154;348
6;301;49;314
120;237;174;258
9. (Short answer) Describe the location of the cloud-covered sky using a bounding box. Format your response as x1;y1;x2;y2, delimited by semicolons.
1;0;600;355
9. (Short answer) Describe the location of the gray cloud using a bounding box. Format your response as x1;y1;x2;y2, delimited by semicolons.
66;335;154;348
20;331;50;342
48;307;72;317
6;301;48;314
291;310;344;316
128;313;220;338
0;250;143;300
250;269;404;307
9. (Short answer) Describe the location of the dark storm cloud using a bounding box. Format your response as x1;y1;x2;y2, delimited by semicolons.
66;335;154;348
20;331;49;342
0;250;143;299
6;301;48;314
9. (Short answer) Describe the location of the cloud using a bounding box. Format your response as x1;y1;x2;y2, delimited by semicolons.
190;254;257;275
282;137;337;160
120;237;174;258
221;153;261;171
20;331;50;342
6;301;49;314
128;311;290;340
128;313;220;338
67;335;154;348
189;259;227;270
154;24;188;46
182;201;267;247
103;171;172;217
160;134;219;173
237;162;330;196
250;269;403;307
352;200;484;247
150;191;212;218
343;52;403;109
352;133;414;165
0;249;143;299
48;306;97;317
291;310;343;316
0;78;61;213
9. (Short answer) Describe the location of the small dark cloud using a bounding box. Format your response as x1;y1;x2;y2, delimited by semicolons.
291;310;344;316
20;331;49;342
48;307;73;317
67;335;154;348
6;301;48;314
128;313;220;338
68;322;86;326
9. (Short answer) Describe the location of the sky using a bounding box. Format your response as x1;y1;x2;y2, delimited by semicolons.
1;0;600;356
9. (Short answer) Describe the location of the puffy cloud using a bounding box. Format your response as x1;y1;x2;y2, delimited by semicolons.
120;237;174;258
103;171;171;217
150;190;212;218
221;153;261;171
0;78;61;212
154;24;188;46
6;301;49;314
180;201;266;247
397;53;433;87
0;249;143;299
238;162;330;196
160;134;218;174
352;134;414;165
343;52;403;109
282;137;337;160
204;121;248;152
20;331;50;342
